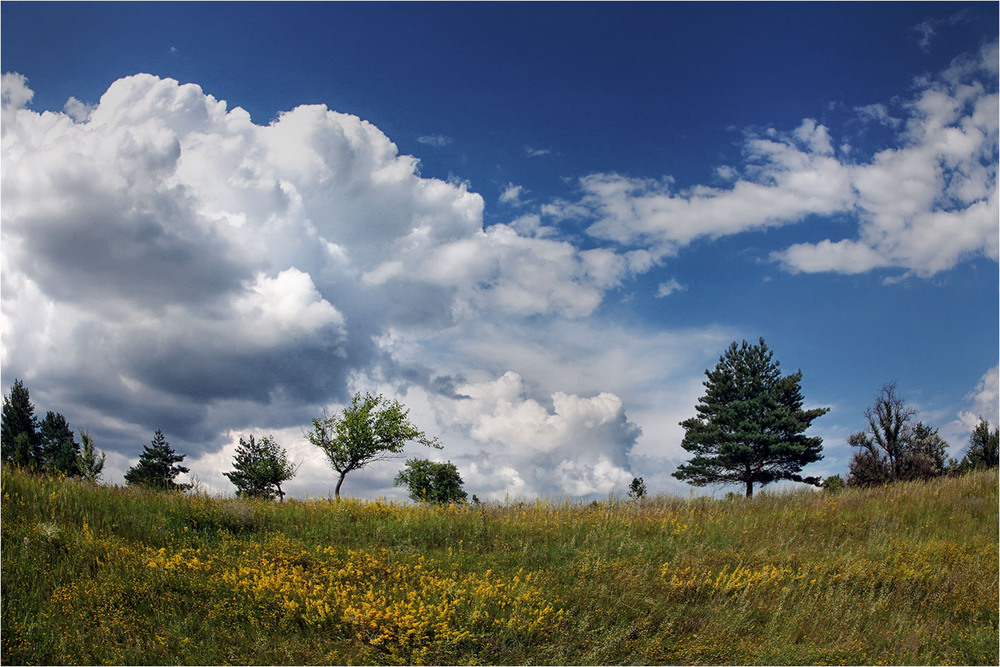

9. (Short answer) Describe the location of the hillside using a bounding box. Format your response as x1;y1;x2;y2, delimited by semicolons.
2;467;997;665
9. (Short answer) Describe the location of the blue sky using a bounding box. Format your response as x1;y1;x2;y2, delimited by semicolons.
2;2;997;500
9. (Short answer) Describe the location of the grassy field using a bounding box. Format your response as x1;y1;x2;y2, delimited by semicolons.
2;467;997;665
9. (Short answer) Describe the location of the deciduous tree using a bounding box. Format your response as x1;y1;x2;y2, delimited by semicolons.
847;383;950;486
673;338;828;498
394;458;467;504
307;392;440;500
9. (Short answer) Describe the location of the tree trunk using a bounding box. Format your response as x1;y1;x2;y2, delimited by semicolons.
334;471;346;500
745;478;753;498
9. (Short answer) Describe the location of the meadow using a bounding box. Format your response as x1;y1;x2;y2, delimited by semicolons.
1;466;997;665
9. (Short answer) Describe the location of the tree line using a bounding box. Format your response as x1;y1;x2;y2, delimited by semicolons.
4;341;997;503
1;380;467;504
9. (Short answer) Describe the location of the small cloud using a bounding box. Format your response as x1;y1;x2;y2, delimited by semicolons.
417;134;453;148
170;46;179;54
499;182;527;207
524;145;552;158
913;19;938;52
854;103;901;128
655;279;685;298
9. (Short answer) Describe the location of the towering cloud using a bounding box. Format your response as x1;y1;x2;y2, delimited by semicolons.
0;73;637;493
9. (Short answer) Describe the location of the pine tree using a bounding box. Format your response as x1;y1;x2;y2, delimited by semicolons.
124;430;191;491
77;430;106;483
2;379;40;468
673;338;829;497
39;411;80;476
224;434;297;500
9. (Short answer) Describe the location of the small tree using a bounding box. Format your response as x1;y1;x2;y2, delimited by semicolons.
77;430;106;484
953;418;1000;474
39;411;80;476
394;458;467;504
224;434;298;500
124;430;191;491
2;379;40;468
847;383;949;486
822;474;845;493
627;476;647;500
307;392;440;500
673;338;828;497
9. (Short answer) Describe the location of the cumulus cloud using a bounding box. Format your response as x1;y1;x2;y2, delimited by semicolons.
428;371;640;499
954;365;1000;432
550;43;997;279
1;72;637;485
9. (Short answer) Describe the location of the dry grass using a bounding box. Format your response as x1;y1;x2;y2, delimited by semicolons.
2;466;997;665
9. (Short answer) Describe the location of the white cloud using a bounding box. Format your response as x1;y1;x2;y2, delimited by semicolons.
427;371;639;499
524;145;551;158
578;119;855;258
954;365;1000;432
417;134;453;147
1;72;651;484
548;43;997;279
655;278;685;298
774;42;999;277
499;182;527;207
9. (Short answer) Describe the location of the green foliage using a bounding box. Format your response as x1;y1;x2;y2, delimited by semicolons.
39;411;80;476
821;474;845;493
223;434;297;500
124;430;191;491
627;476;647;500
673;338;829;497
76;430;106;484
959;418;999;472
307;392;440;499
2;379;40;468
394;458;467;504
847;383;950;487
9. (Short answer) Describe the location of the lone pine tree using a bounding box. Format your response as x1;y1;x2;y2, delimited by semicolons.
124;430;191;491
673;338;828;497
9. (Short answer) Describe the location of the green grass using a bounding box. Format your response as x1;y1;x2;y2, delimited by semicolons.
2;466;997;665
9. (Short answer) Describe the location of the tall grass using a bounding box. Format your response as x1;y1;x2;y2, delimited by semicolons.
2;467;997;665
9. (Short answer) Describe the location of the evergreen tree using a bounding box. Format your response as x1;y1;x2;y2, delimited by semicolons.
672;338;828;497
627;476;647;500
224;434;297;500
954;418;999;473
394;458;467;504
2;379;40;467
39;411;80;476
124;430;191;491
77;430;106;483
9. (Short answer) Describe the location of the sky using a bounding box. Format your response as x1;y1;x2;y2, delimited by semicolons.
1;1;997;501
